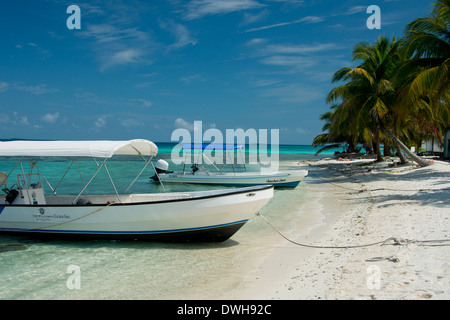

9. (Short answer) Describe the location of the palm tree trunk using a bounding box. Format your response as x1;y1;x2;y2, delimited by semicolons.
393;124;408;164
374;140;383;162
373;128;384;162
381;127;431;167
393;141;408;164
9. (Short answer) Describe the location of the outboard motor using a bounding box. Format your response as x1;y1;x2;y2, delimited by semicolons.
5;189;19;204
151;160;173;181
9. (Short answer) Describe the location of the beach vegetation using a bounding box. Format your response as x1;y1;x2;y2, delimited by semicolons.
314;0;449;167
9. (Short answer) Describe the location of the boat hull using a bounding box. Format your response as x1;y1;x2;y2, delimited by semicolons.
0;185;273;242
154;170;308;188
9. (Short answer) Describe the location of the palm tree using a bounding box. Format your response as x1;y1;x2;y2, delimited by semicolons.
399;0;450;148
313;103;363;154
402;0;450;102
327;36;424;164
316;1;448;166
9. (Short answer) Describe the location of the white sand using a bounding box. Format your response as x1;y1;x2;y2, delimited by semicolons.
217;158;450;300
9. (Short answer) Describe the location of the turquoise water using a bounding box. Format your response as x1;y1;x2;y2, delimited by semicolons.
0;143;338;195
0;143;335;299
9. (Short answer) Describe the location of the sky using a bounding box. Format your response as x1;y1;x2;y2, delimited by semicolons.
0;0;436;145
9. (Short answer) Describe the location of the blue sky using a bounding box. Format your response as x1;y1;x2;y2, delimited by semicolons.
0;0;436;144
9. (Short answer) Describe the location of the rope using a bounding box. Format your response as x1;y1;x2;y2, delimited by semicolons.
256;212;450;263
256;212;400;249
272;164;450;262
306;171;363;191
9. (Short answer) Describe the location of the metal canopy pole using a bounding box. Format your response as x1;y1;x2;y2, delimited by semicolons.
72;158;107;204
0;156;23;187
103;163;121;203
150;161;166;192
54;159;75;193
125;156;153;193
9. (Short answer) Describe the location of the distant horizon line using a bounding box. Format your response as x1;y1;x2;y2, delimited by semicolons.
0;138;328;147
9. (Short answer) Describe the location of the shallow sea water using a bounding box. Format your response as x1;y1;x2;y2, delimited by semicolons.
0;144;336;299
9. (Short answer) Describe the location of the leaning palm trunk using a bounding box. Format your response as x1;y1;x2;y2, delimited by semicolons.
393;124;408;164
381;127;431;167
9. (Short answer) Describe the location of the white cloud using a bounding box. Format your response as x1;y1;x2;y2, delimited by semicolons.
159;19;198;49
0;112;33;127
121;118;143;127
244;38;341;73
0;81;57;95
180;74;206;84
175;118;194;131
83;24;148;44
250;79;282;87
81;22;154;71
0;81;9;92
183;0;265;20
345;6;367;15
174;118;216;132
95;116;106;128
240;9;269;26
105;49;144;68
20;116;29;125
42;112;60;123
245;38;267;46
260;83;323;104
261;55;316;68
245;15;323;32
265;43;337;55
15;84;58;95
129;98;152;108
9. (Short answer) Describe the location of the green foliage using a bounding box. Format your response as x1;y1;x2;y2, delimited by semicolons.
314;0;449;164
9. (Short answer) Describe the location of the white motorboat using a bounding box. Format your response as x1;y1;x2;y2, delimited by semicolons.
0;140;273;242
151;144;308;188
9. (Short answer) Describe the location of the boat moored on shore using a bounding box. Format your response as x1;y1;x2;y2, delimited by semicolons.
0;140;274;242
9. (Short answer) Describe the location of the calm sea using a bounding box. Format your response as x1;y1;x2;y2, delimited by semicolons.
0;143;337;300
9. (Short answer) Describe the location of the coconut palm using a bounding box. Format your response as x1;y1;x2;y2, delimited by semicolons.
315;1;448;166
397;0;450;154
327;36;423;164
402;0;450;104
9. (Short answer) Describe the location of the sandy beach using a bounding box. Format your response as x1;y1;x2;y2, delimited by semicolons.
212;157;450;300
1;156;449;301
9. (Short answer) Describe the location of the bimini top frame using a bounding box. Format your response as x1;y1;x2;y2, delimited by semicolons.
178;144;246;175
0;139;158;204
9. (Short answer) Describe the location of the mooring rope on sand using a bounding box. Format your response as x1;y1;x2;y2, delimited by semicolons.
264;164;450;263
256;212;450;263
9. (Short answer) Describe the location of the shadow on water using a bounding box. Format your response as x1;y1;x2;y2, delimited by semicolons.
0;233;241;253
0;243;29;253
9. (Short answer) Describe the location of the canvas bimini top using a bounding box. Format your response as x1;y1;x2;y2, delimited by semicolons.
0;139;158;158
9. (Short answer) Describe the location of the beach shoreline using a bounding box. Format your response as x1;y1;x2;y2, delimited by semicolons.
1;157;448;300
213;157;450;300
